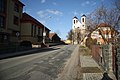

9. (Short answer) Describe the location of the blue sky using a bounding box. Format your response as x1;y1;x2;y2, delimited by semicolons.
20;0;114;40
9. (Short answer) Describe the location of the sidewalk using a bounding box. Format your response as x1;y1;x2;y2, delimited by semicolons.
80;46;116;80
80;55;103;80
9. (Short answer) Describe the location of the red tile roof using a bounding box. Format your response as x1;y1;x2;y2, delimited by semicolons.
97;23;118;33
98;23;111;27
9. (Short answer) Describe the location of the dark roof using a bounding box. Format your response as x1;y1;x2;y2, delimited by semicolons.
82;14;86;17
49;33;61;39
73;16;78;19
49;33;56;39
13;0;25;6
21;13;50;31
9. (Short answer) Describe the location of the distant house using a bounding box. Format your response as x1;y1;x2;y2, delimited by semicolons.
21;13;50;46
90;23;119;44
64;40;72;44
49;33;61;43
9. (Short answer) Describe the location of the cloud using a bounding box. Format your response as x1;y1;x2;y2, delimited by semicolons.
37;9;63;19
37;10;48;18
41;0;46;3
46;9;63;15
53;2;57;5
81;1;90;6
86;1;90;4
72;11;79;16
81;1;96;7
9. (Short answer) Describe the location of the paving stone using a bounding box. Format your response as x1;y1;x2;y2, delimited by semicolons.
83;73;103;80
80;55;100;67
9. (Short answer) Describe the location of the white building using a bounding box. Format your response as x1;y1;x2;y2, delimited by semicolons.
72;15;87;44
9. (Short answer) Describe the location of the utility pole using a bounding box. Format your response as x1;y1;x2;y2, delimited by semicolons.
43;26;46;44
42;16;52;44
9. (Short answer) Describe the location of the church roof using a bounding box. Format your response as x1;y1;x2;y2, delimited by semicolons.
82;14;86;17
73;16;78;19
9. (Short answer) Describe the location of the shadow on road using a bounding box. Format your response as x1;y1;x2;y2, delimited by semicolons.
0;47;60;60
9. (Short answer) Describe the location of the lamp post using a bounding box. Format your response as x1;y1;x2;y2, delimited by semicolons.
43;26;46;44
42;16;52;44
16;32;20;52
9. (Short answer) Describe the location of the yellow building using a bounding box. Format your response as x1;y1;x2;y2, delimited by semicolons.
21;13;50;46
0;0;24;43
64;40;72;44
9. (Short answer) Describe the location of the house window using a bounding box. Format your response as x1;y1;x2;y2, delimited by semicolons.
0;16;5;28
82;25;84;27
31;24;34;37
14;3;19;12
38;28;43;36
0;0;5;13
13;16;19;25
38;28;40;36
34;25;36;37
31;24;37;37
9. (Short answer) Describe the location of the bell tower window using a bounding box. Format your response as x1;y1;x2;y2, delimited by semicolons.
82;18;84;23
74;20;75;24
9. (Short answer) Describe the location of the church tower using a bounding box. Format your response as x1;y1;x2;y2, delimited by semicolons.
81;14;86;29
72;14;87;45
72;16;78;30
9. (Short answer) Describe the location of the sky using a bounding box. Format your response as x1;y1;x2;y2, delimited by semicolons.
20;0;115;40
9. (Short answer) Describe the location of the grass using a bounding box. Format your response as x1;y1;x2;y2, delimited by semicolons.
80;67;102;73
79;46;91;56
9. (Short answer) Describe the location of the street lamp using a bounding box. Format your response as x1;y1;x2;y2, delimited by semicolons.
42;16;52;44
43;26;46;44
16;32;20;52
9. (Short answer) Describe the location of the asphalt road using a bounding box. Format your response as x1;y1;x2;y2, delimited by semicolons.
0;44;77;80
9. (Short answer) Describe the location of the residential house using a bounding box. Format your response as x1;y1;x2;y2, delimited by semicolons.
21;13;50;46
49;33;61;43
91;23;119;45
0;0;24;44
64;39;72;44
91;23;120;79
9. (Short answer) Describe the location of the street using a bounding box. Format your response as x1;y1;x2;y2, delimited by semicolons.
0;45;77;80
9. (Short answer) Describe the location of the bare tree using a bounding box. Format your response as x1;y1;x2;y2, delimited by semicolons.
87;3;120;30
115;0;120;12
86;3;120;44
66;29;73;40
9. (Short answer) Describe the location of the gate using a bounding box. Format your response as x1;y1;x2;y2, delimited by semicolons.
114;44;120;80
